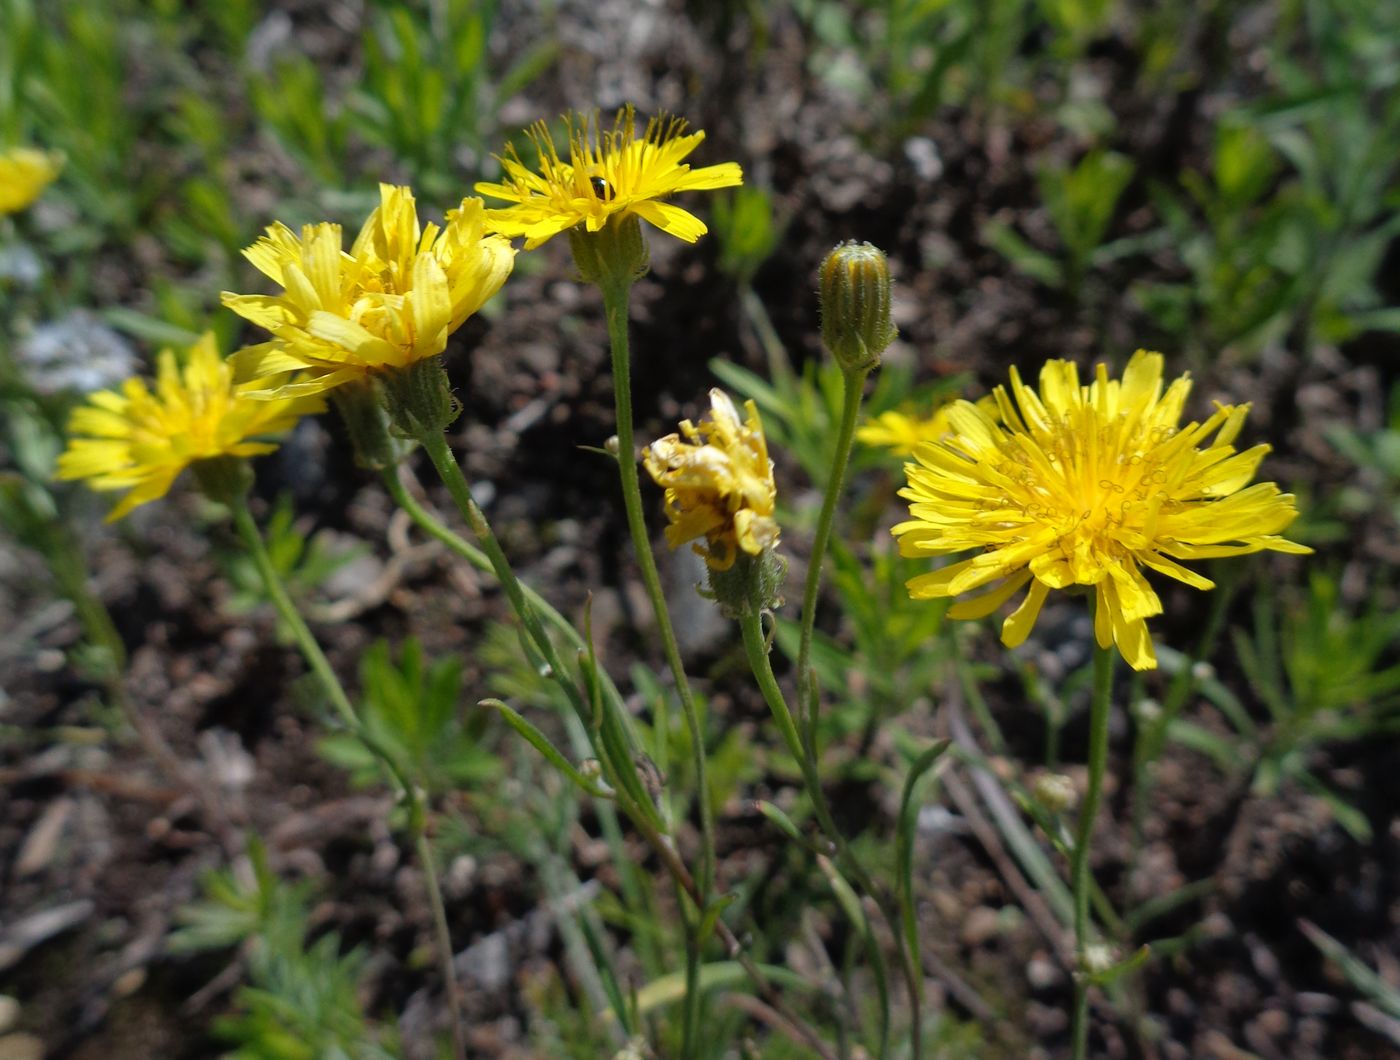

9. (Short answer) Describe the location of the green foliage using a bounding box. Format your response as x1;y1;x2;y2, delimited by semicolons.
986;147;1136;296
320;636;500;793
353;0;557;198
171;840;398;1060
712;354;963;487
220;494;366;624
1326;382;1400;526
1170;573;1400;841
712;185;782;285
2;0;146;240
1301;920;1400;1022
248;56;351;191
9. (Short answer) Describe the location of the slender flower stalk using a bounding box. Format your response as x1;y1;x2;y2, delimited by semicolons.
1071;644;1115;1060
600;274;718;903
477;104;743;912
597;266;722;1060
799;242;897;762
227;491;465;1060
796;365;869;754
739;606;911;1059
404;420;664;828
379;468;839;1053
478;107;744;1054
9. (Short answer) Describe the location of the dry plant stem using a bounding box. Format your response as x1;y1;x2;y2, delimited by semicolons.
1072;644;1116;1060
796;366;869;759
738;608;914;1059
228;496;467;1060
599;278;717;881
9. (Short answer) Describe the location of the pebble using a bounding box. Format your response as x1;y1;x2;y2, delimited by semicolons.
1026;952;1063;990
0;1035;43;1060
961;905;1001;946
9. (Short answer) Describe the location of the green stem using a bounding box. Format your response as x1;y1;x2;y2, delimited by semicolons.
1071;644;1115;1060
383;469;583;654
415;830;467;1060
415;433;579;710
409;431;661;828
796;367;869;759
739;608;908;1060
599;277;716;906
229;495;466;1060
384;476;840;1055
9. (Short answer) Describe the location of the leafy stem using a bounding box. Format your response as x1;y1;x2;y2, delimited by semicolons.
227;492;466;1060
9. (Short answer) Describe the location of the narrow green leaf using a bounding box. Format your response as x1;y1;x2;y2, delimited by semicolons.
896;739;950;984
483;698;613;799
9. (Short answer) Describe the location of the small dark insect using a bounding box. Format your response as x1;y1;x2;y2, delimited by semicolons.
589;175;614;201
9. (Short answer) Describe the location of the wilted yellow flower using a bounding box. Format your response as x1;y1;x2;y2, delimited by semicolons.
644;389;779;571
222;184;514;397
0;147;63;215
55;334;321;520
858;396;1000;457
475;105;743;250
893;351;1310;670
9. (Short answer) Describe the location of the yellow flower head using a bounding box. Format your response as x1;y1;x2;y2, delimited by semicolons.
55;334;322;521
0;147;63;215
893;351;1311;670
858;396;1001;457
222;184;515;397
644;389;779;571
475;105;744;250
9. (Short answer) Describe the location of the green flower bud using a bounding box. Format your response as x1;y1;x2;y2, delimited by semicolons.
568;213;650;290
382;358;461;440
819;241;896;372
191;455;254;508
332;377;410;470
705;548;787;620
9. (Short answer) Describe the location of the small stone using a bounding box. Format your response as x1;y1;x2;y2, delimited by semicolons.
112;968;146;998
961;906;1001;946
1026;953;1063;990
0;998;18;1035
0;1034;43;1060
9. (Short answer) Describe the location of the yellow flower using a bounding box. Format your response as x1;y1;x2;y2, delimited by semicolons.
858;396;1000;457
893;351;1310;670
55;334;322;521
644;389;779;571
222;184;515;397
475;105;744;250
0;147;63;215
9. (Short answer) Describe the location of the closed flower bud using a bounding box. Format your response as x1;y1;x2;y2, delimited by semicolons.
819;241;896;372
332;378;409;471
381;358;460;438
